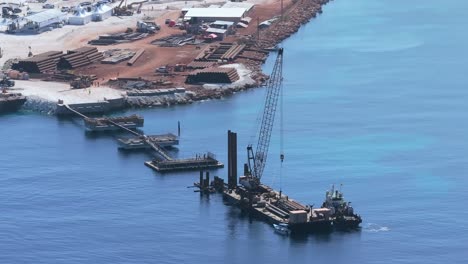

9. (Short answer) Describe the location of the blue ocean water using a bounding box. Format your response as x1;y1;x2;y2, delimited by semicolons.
1;0;468;263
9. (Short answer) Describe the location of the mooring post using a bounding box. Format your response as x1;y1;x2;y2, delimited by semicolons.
228;130;232;188
205;171;210;188
199;171;203;187
178;121;181;137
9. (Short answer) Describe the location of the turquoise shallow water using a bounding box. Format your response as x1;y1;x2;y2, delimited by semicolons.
1;0;468;263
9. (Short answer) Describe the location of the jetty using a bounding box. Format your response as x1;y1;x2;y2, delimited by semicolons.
118;133;179;150
62;103;223;172
145;152;223;172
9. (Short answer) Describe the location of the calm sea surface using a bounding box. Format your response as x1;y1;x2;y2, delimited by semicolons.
1;0;467;263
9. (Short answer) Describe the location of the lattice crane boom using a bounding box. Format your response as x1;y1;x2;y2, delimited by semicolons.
247;48;284;183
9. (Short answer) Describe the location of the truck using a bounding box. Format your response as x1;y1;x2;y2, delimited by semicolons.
136;20;160;34
0;76;15;88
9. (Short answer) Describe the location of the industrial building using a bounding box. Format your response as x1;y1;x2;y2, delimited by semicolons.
184;8;247;23
68;7;93;25
221;2;255;12
8;9;67;33
92;4;113;22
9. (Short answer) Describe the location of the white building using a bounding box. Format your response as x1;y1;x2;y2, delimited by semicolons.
222;2;255;12
184;8;246;23
92;4;113;22
23;9;67;29
68;7;93;25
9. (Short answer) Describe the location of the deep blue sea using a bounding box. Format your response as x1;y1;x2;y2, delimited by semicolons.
1;0;468;263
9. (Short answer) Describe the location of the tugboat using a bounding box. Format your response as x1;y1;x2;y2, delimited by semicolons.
322;184;362;230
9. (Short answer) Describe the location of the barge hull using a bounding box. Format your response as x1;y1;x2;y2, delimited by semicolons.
0;98;26;113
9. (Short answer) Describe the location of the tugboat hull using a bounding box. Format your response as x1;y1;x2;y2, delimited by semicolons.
333;215;362;230
289;221;333;234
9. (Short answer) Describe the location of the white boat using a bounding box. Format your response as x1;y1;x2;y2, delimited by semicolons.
273;223;290;235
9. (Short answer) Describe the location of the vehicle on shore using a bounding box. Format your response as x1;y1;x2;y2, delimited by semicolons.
42;4;55;9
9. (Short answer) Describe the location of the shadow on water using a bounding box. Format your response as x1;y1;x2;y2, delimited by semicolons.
225;205;250;237
198;193;212;205
56;115;82;129
289;232;332;244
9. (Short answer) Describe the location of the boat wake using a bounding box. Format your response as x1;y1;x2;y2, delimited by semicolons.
363;223;390;233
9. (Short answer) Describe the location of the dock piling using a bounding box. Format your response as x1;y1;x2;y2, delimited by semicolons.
205;171;210;188
227;130;238;189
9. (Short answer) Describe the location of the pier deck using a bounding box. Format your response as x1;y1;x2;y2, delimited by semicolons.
145;155;223;172
118;133;179;150
63;104;223;173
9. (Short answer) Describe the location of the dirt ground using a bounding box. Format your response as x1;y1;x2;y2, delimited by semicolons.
74;0;293;83
2;0;302;89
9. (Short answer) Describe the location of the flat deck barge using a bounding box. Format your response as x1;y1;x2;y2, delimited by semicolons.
145;153;223;172
84;114;144;131
223;183;333;233
118;133;179;149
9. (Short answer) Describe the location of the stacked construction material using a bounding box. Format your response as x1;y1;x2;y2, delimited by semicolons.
238;49;268;62
151;34;196;47
88;32;150;45
186;67;239;84
101;49;136;64
194;45;218;61
11;51;64;73
187;61;216;69
51;72;97;82
58;47;103;69
207;44;231;61
194;43;245;62
220;44;245;61
127;48;145;66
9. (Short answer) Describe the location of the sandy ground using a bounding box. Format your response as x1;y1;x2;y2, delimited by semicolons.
1;0;281;107
75;0;290;82
1;0;267;65
12;79;124;104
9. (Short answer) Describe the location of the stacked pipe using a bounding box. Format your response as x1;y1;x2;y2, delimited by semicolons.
208;44;231;60
220;44;246;61
12;51;63;73
185;67;239;84
58;47;103;69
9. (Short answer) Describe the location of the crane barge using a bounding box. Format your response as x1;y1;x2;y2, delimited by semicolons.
217;48;362;234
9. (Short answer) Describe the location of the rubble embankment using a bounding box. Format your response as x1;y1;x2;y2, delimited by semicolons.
258;0;331;49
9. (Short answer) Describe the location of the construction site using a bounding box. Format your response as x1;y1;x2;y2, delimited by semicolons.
1;0;332;114
1;0;362;238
